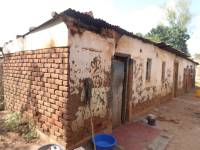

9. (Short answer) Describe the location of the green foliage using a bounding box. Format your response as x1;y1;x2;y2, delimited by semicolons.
145;0;192;54
145;25;190;53
4;112;38;142
4;112;21;131
22;121;38;141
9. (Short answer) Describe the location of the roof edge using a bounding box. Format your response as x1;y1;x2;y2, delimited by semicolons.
21;8;196;64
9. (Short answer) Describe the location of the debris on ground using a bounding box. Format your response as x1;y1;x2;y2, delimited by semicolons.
157;116;180;124
146;114;157;126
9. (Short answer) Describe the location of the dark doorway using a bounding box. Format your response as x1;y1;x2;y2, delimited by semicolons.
183;68;188;92
173;62;179;97
111;54;132;128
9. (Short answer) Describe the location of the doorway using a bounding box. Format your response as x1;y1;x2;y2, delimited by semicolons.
111;54;132;128
173;62;179;97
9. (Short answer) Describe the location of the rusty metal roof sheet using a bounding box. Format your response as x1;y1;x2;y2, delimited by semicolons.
23;8;198;65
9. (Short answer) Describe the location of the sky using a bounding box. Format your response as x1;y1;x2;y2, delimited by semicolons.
0;0;199;55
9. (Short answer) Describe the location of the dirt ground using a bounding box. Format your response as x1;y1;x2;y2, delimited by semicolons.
0;111;48;150
150;91;200;150
0;90;200;150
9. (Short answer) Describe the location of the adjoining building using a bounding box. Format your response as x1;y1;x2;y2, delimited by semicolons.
194;54;200;86
2;9;198;149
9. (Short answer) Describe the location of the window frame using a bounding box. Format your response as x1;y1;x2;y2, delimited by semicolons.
161;61;166;81
146;58;152;81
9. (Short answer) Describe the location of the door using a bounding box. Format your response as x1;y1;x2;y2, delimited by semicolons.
183;68;187;92
112;59;125;128
173;62;179;97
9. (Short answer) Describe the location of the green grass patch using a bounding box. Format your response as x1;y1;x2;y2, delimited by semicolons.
4;112;21;131
4;112;38;142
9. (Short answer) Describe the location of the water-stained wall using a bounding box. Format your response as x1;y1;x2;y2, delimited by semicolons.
67;26;196;146
115;35;195;118
116;36;175;109
67;30;114;146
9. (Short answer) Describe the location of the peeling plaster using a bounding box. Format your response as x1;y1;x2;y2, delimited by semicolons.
71;87;108;132
69;29;196;132
161;68;173;96
69;31;113;131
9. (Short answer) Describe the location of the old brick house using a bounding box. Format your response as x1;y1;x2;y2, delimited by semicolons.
2;9;198;149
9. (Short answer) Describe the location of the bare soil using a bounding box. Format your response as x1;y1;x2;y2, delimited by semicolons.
150;91;200;150
0;111;47;150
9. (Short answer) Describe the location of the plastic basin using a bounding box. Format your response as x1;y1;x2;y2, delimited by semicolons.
92;134;117;150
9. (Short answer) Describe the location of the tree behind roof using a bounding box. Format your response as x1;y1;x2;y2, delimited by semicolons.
145;0;192;54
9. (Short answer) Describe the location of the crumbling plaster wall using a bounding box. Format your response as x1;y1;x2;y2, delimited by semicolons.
116;36;175;105
68;28;196;146
68;30;114;145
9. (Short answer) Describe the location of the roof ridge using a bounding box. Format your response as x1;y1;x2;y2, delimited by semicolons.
21;8;197;64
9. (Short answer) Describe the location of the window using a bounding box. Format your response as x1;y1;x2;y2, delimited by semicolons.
161;61;166;80
146;58;152;81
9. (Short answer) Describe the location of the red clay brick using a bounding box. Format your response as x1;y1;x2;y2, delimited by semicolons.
54;121;63;128
3;47;69;145
55;90;63;96
55;79;62;85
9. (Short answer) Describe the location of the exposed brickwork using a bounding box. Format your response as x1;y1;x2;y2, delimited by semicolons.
3;48;69;145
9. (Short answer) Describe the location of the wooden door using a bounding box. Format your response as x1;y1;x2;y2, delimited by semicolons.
183;68;187;92
112;59;125;128
174;62;179;97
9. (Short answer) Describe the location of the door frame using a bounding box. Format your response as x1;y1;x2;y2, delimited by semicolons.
111;53;133;126
173;61;179;97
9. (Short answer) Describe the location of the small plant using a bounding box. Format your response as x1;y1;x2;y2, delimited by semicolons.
4;112;38;142
4;112;21;131
22;120;38;142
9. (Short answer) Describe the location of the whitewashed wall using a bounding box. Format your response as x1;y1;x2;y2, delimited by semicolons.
3;20;68;53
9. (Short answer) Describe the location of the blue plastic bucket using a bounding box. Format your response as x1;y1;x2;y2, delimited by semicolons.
92;134;117;150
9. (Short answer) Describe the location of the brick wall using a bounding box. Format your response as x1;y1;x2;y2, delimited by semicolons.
3;47;69;145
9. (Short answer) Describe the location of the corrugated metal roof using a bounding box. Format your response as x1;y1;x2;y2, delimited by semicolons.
23;8;198;65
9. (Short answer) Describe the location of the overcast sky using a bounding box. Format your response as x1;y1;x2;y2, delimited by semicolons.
0;0;199;55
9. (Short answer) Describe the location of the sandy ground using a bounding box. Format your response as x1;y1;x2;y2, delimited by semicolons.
150;91;200;150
